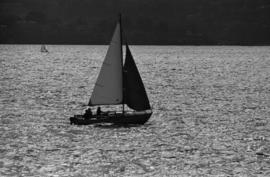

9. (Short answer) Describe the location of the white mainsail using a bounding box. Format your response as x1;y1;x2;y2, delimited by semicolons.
41;45;48;52
89;23;123;105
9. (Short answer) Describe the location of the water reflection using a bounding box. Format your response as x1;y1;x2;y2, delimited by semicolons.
0;45;270;176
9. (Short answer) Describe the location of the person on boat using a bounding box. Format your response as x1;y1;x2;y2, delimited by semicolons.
83;108;92;120
97;106;101;116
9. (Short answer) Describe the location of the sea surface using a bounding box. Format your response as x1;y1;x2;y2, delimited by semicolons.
0;45;270;177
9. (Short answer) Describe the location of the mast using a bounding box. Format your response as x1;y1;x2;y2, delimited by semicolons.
119;14;125;114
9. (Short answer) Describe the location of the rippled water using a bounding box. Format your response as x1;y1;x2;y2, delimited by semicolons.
1;45;270;176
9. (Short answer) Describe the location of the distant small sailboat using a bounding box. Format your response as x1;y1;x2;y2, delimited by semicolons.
70;15;152;125
40;45;48;53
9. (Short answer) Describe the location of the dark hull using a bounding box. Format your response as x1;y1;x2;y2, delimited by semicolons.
70;111;152;125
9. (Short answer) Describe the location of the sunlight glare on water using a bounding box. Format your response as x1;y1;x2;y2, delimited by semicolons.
1;45;270;176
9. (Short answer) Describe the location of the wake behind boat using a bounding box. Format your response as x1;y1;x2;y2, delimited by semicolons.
70;15;152;125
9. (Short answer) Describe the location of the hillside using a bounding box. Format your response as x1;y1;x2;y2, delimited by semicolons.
0;0;269;45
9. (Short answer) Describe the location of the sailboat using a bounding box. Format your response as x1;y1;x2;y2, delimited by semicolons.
70;15;152;125
40;45;48;53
